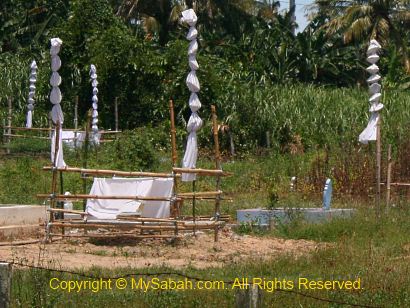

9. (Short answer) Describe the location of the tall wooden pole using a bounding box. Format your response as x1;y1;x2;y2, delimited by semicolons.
74;96;78;149
386;144;392;208
169;100;179;217
6;98;12;154
83;110;92;211
376;115;381;215
211;105;222;242
115;97;119;132
50;121;61;237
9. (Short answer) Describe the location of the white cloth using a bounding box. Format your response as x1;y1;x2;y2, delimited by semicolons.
26;60;37;128
61;130;99;148
26;111;32;128
182;113;203;181
86;177;174;219
51;127;66;168
359;112;379;144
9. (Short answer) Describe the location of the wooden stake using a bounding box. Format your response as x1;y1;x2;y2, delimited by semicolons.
211;105;222;242
376;114;381;216
50;121;62;227
235;284;262;308
74;96;78;148
192;180;197;236
83;110;92;211
169;99;180;217
386;144;392;208
6;97;12;154
0;262;11;308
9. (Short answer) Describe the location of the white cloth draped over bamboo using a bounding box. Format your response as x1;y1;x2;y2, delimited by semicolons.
86;177;174;219
26;60;37;128
181;9;202;181
49;38;66;168
359;39;382;144
90;64;99;145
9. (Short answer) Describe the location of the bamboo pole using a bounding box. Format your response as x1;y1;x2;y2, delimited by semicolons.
48;222;185;231
2;134;50;140
2;126;83;132
38;193;173;202
74;96;78;148
170;99;180;217
115;97;119;132
177;191;222;197
42;166;175;178
6;97;12;154
211;105;222;242
47;208;87;216
83;110;92;211
50;121;61;229
173;167;231;176
50;233;179;239
376;115;381;216
386;144;392;207
2;118;5;144
192;180;196;236
48;112;52;140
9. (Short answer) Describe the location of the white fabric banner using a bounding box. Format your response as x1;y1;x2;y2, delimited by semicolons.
359;112;379;144
51;128;66;168
86;177;174;219
26;111;33;128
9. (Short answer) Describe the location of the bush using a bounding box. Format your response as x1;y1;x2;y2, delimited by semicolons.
103;129;159;171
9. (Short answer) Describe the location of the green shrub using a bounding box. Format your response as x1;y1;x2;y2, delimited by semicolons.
104;129;159;171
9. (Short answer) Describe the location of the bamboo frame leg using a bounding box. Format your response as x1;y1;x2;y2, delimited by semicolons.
192;180;197;237
82;110;92;212
211;105;222;242
74;96;78;150
6;98;12;154
376;115;381;217
169;99;180;217
49;121;62;242
386;144;392;208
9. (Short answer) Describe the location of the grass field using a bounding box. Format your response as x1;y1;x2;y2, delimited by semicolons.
1;135;409;307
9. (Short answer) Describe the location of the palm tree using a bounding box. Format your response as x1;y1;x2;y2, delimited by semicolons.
116;0;183;44
314;0;410;72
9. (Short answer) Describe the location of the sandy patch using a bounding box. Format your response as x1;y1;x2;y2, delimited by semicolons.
0;228;320;271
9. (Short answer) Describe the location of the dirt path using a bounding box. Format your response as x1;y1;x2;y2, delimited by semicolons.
0;228;320;270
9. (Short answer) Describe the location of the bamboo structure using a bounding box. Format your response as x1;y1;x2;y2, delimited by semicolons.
386;144;392;207
40;103;231;243
211;105;222;241
376;116;381;215
2;98;121;150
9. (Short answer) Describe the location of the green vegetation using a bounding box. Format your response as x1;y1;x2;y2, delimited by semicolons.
10;208;410;307
1;0;410;307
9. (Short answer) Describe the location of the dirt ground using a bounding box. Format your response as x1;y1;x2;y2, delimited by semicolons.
0;227;321;270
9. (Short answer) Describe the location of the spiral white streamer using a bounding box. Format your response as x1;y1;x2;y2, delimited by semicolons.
359;40;382;144
49;38;66;167
26;60;37;128
181;9;203;182
90;64;99;144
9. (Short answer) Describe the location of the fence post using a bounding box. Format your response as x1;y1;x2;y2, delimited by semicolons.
235;284;262;308
114;97;119;132
6;98;12;154
0;262;11;308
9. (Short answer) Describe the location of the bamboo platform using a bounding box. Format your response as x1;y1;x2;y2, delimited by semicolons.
39;101;232;243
